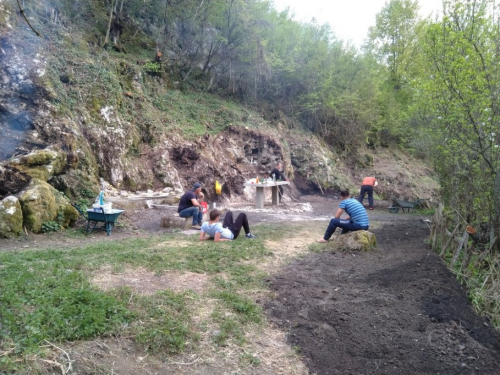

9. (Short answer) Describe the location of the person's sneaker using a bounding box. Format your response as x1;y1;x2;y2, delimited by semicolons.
192;225;202;230
369;207;374;210
245;233;257;239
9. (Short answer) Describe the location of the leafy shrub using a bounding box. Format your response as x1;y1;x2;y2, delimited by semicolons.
80;188;96;199
75;198;91;211
41;221;60;233
144;61;161;74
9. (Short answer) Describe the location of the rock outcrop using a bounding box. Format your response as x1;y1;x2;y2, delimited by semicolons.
19;179;78;233
0;196;23;238
329;231;377;252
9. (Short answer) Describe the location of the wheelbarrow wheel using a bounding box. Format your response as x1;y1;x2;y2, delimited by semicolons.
106;222;114;236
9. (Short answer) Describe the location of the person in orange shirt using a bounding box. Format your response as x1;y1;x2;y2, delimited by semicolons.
358;176;378;210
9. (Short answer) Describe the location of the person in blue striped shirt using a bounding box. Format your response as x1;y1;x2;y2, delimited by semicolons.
317;190;370;243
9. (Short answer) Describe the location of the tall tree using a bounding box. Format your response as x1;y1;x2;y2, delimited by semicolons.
364;0;422;146
415;0;500;247
366;0;420;90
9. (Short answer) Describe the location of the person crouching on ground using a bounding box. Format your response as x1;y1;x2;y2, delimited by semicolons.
200;209;257;242
178;182;204;230
317;190;369;243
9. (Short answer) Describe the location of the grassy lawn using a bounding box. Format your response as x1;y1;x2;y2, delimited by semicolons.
0;222;322;373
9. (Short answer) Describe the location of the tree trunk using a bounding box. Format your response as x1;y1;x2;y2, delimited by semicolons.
104;0;118;48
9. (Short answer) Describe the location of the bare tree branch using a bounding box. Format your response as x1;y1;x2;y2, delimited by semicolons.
16;0;43;38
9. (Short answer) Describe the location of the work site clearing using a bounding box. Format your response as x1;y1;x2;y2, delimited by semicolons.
1;194;499;375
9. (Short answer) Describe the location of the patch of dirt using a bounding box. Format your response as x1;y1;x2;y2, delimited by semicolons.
350;148;440;202
262;229;323;273
92;267;209;295
264;212;500;375
67;324;308;375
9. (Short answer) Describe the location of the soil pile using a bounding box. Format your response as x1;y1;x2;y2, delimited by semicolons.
264;213;500;375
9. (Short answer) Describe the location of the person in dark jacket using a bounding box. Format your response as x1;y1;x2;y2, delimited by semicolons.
178;182;203;229
269;162;288;202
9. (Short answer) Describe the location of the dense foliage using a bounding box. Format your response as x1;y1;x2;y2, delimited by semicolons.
16;0;419;151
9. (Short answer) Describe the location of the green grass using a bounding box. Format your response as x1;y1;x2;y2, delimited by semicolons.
0;222;301;371
411;208;436;216
152;91;260;138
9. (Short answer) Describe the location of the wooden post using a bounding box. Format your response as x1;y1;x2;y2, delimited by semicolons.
450;231;469;268
440;223;460;258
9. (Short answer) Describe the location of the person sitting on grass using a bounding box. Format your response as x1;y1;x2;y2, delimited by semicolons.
178;182;203;230
200;209;257;242
317;189;369;243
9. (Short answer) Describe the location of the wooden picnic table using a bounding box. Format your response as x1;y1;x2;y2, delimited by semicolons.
244;181;290;209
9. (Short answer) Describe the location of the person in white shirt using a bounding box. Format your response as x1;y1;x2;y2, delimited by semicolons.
200;209;256;242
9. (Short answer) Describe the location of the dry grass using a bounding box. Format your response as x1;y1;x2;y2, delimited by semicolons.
92;266;209;295
79;230;315;375
261;228;324;272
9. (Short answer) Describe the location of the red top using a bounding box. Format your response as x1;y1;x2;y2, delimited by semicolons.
201;202;208;214
362;177;377;186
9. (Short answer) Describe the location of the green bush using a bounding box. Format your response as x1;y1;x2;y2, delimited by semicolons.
41;221;60;233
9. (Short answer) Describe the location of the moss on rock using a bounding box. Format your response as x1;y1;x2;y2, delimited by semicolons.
0;196;23;238
19;179;78;233
329;231;377;252
12;149;68;182
290;137;354;191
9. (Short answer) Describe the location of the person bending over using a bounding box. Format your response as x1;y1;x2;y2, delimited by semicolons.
317;190;369;243
358;176;378;210
200;209;257;242
178;182;204;230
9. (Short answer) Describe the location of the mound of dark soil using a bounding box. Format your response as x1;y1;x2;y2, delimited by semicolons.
264;215;500;375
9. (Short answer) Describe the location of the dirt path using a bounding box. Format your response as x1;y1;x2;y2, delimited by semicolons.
264;209;500;375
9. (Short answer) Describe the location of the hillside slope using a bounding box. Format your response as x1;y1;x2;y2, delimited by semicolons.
0;10;438;236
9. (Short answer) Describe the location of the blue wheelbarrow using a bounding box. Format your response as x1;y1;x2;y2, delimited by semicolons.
72;204;125;236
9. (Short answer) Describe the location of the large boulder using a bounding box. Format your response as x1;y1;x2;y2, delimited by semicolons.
331;231;377;252
0;165;32;197
19;179;78;233
10;148;68;182
0;196;23;238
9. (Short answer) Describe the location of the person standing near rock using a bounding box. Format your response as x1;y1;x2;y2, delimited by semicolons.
178;182;204;229
358;176;378;210
317;190;369;243
270;162;289;203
